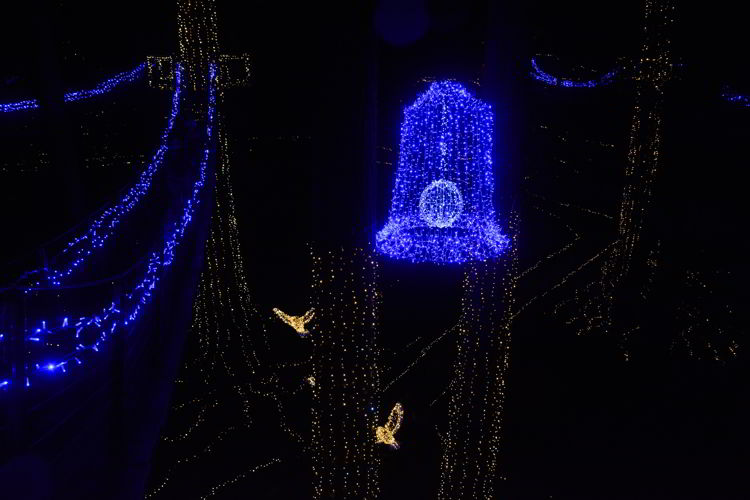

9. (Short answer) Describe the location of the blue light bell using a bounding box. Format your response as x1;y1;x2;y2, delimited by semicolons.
376;81;508;263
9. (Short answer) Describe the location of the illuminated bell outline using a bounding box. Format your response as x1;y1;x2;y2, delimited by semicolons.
375;80;509;263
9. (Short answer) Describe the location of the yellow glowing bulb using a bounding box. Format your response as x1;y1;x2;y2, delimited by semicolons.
375;402;403;449
273;307;315;336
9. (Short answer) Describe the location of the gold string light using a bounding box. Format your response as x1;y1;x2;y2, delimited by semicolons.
144;4;302;499
517;203;581;280
551;0;676;354
598;0;674;353
513;241;616;321
150;0;251;92
147;56;175;90
374;402;403;449
309;247;381;499
218;54;252;88
272;307;315;336
199;458;282;500
243;378;305;444
438;211;518;500
671;270;740;361
148;4;279;497
382;324;457;392
177;0;219;91
145;426;239;498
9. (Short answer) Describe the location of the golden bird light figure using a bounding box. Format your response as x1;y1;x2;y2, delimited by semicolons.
375;402;404;449
272;307;315;336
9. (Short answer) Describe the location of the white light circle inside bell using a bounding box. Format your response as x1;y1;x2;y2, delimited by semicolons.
419;179;464;228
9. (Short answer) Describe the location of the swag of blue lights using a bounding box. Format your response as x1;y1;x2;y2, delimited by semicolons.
0;62;146;113
18;66;183;288
0;64;216;390
722;87;750;107
530;57;617;88
376;81;509;264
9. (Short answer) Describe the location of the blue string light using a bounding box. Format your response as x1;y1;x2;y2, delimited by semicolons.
7;64;216;389
18;65;183;288
0;98;38;113
530;57;617;88
376;81;509;263
0;62;146;114
721;87;750;107
63;63;146;103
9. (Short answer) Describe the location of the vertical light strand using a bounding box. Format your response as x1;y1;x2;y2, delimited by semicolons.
599;0;674;354
438;211;518;499
177;0;220;91
191;117;268;386
149;73;274;498
309;247;381;499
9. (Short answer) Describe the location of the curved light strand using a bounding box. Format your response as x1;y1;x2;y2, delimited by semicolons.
8;64;216;389
22;65;183;287
0;62;147;113
530;57;618;88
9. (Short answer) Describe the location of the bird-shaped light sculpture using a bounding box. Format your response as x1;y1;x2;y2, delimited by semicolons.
272;307;315;336
375;402;404;449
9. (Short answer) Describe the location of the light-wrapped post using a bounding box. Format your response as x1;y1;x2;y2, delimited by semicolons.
438;222;517;499
309;247;381;499
177;0;219;91
599;0;674;353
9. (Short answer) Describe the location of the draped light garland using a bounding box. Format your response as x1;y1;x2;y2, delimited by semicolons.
17;66;184;288
0;65;217;389
530;57;618;88
0;62;147;113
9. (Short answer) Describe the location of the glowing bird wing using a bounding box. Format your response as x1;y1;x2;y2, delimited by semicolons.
272;308;291;324
385;402;403;434
302;308;315;323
